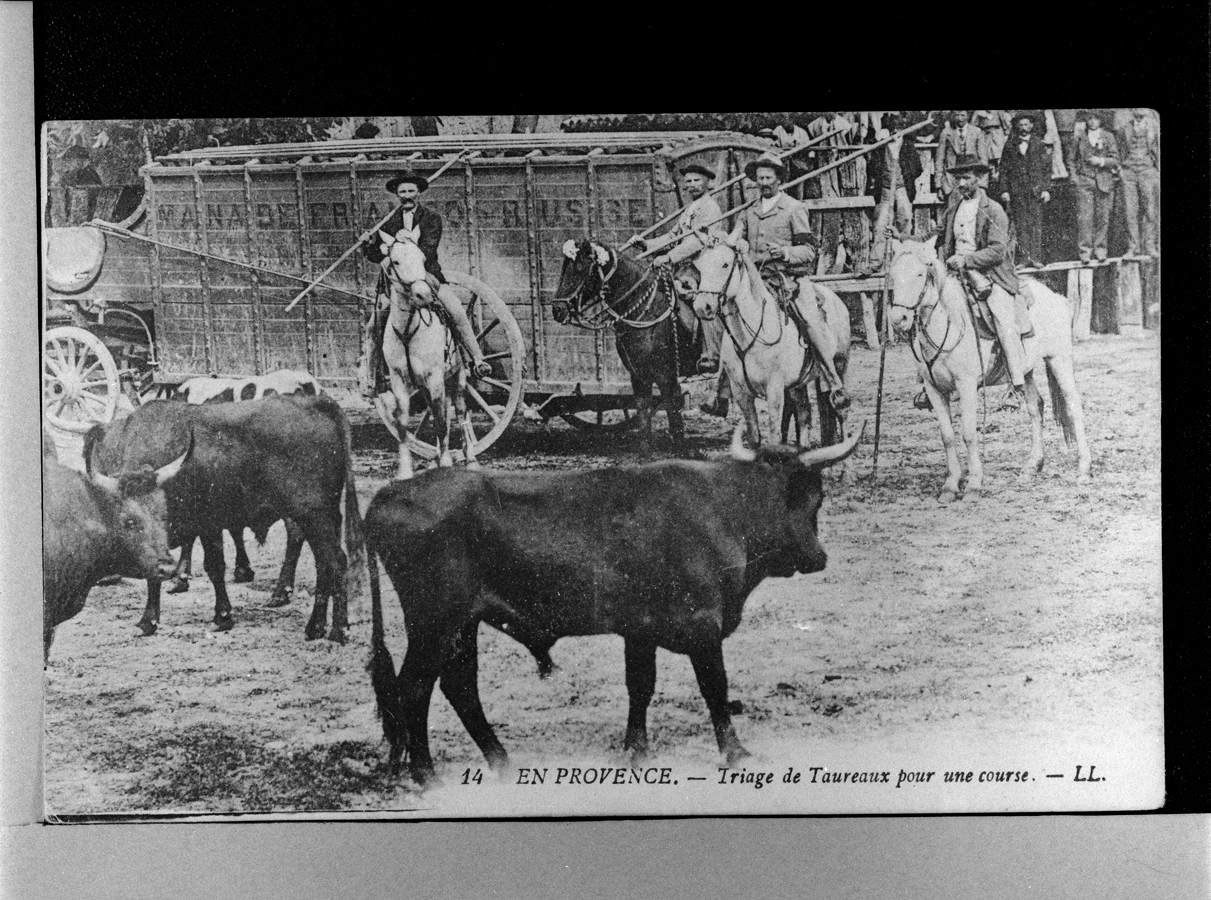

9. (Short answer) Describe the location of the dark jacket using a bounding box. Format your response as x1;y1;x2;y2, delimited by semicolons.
996;133;1051;205
940;190;1018;295
1071;130;1120;193
865;137;921;204
361;203;446;283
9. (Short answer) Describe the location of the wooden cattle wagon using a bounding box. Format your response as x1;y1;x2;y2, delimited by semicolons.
46;132;776;455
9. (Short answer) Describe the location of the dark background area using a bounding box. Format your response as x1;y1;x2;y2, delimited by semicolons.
31;0;1209;820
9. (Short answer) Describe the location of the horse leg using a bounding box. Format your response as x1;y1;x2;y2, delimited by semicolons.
1046;356;1093;484
383;371;415;481
766;372;788;447
659;368;685;451
733;383;762;448
1017;370;1046;483
632;378;656;453
923;378;963;503
453;370;481;470
427;375;453;468
956;376;983;497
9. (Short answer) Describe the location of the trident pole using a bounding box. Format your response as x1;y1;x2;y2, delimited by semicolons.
870;130;903;484
283;149;476;312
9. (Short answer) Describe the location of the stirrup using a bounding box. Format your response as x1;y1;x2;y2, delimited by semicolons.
470;359;492;379
913;389;931;410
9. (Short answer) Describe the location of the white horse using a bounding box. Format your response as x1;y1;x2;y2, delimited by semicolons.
692;237;852;470
886;235;1092;502
375;231;479;480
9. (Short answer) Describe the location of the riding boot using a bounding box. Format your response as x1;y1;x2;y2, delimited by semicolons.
437;283;492;378
360;305;389;399
792;281;850;411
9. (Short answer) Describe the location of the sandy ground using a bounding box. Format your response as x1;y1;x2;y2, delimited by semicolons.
42;330;1163;818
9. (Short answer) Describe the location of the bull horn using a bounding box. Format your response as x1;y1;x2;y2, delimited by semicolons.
729;425;757;462
85;434;120;493
153;433;192;486
798;420;866;471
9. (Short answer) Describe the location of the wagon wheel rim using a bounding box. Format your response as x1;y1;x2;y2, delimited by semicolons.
42;325;120;433
374;273;525;462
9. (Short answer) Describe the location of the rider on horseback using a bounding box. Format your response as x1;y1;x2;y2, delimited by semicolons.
727;153;850;411
629;162;731;415
938;153;1030;407
360;170;492;398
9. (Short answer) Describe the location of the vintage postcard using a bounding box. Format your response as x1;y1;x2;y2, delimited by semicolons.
37;111;1163;819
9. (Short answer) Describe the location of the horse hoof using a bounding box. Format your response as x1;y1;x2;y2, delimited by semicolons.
266;591;293;608
465;460;483;471
937;490;958;504
135;621;158;637
211;617;234;634
233;566;255;584
438;454;454;468
1076;472;1092;486
165;578;189;595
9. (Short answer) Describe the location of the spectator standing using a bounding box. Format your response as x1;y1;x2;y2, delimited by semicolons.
1071;109;1120;262
1116;107;1160;257
771;116;811;199
806;111;855;198
935;110;988;204
997;111;1052;265
973;110;1012;177
865;114;920;272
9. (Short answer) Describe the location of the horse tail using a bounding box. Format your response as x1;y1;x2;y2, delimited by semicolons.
1044;358;1078;447
365;537;406;756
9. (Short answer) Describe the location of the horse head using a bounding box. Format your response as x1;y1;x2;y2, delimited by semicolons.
379;230;433;307
887;234;942;334
691;236;744;321
552;238;612;324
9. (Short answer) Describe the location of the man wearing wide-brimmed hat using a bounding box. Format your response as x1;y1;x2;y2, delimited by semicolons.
727;153;849;410
938;153;1029;403
1071;109;1120;262
629;163;727;374
996;110;1052;265
359;169;492;397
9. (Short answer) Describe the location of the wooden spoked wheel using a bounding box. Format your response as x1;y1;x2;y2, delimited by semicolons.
42;326;120;433
374;273;525;461
560;407;641;432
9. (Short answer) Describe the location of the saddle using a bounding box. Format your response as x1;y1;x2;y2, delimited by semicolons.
358;299;455;397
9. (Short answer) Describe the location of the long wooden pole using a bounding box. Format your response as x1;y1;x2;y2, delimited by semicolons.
630;123;853;248
636;117;935;259
283;149;476;312
870;130;902;483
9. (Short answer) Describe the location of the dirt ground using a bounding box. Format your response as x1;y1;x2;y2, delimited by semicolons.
42;330;1163;818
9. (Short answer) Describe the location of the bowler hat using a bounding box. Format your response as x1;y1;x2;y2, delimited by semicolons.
1011;109;1044;127
744;152;786;180
679;163;716;180
385;170;429;193
946;153;990;175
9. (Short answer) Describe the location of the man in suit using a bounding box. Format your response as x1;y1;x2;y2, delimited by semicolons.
936;110;989;204
939;154;1030;404
727;153;849;410
1071;109;1120;262
360;170;491;398
997;111;1052;266
1116;107;1160;257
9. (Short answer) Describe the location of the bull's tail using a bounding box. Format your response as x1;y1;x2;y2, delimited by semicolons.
365;540;407;754
332;403;368;604
1044;358;1077;447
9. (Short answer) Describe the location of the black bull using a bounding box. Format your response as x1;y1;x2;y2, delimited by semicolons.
42;445;187;662
84;395;365;643
366;423;864;784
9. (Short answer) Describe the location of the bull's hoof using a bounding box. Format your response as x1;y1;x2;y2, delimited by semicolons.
266;589;293;608
211;616;235;633
326;626;348;645
725;745;752;766
135;621;158;637
410;766;441;789
304;620;325;641
233;565;255;584
165;577;190;595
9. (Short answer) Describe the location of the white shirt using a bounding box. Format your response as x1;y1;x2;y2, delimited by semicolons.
760;193;781;214
954;197;980;255
397;210;419;242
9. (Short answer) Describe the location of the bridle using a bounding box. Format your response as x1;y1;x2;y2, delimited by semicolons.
555;245;676;332
888;247;968;378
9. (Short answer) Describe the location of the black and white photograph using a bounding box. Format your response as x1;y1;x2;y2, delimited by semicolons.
35;108;1165;819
